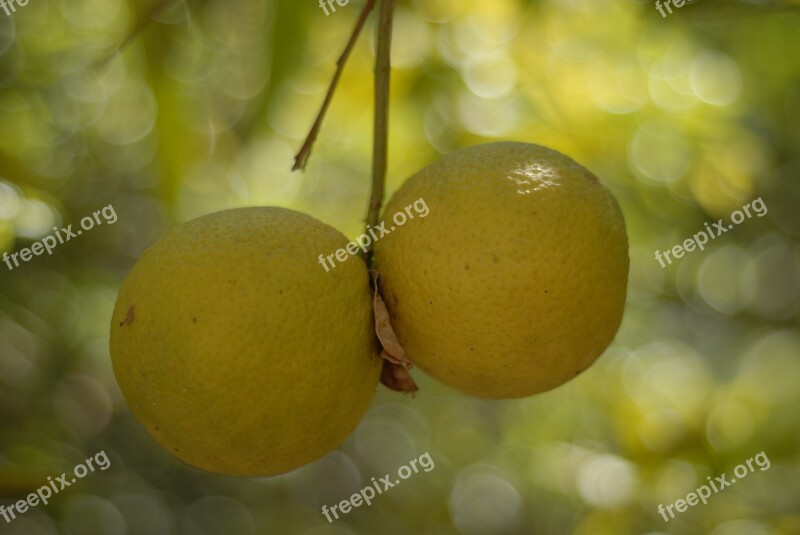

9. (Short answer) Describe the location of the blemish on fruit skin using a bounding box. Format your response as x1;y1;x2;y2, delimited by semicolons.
585;172;599;184
120;306;135;327
192;317;197;323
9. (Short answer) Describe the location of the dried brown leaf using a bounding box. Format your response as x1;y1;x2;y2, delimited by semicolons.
380;361;419;394
370;270;418;393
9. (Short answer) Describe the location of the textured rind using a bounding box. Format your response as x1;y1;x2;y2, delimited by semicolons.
373;142;629;399
110;207;381;476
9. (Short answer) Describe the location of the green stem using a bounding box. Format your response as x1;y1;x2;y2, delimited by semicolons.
363;0;394;264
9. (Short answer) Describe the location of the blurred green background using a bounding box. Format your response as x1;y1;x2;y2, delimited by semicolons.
1;0;799;534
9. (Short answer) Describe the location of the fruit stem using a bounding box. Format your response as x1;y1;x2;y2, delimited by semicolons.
292;0;378;171
363;0;394;264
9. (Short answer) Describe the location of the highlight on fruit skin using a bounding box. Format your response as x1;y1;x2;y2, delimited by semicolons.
373;142;629;399
110;207;382;476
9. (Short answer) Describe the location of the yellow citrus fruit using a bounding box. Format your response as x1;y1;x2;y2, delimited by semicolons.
373;142;628;399
110;207;381;476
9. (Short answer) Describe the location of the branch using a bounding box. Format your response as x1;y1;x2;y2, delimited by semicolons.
363;0;394;262
93;0;178;71
292;0;377;171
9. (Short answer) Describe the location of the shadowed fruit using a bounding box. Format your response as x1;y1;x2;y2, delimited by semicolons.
374;142;629;399
110;207;381;476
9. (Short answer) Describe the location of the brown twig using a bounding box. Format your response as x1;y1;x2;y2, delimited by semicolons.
93;0;179;72
292;0;377;171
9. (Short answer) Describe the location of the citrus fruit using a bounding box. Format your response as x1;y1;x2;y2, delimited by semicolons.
110;207;381;476
373;142;628;399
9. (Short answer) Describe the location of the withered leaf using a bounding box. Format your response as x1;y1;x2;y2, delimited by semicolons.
370;270;418;393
